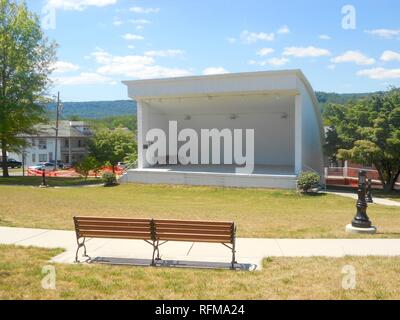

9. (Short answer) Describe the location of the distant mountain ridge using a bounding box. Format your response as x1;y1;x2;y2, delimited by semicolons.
46;91;380;120
47;100;137;119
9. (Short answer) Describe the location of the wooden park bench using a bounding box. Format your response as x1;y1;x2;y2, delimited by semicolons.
73;216;237;269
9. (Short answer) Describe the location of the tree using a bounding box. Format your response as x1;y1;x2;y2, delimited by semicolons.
0;0;56;177
75;156;101;180
324;88;400;192
89;128;137;173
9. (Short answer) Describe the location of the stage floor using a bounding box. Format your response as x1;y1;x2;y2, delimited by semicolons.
135;164;296;176
123;165;297;189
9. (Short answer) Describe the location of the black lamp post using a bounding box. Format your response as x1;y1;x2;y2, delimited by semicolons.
366;178;374;203
41;169;47;187
351;170;372;228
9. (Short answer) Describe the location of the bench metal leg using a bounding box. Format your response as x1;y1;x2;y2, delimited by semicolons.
222;241;238;270
75;238;88;263
231;241;237;270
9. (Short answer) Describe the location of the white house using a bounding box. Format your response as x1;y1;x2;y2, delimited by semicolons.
8;121;93;167
122;69;324;189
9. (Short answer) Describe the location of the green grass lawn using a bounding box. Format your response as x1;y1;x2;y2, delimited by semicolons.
0;183;399;238
0;176;103;187
0;168;23;175
0;245;399;300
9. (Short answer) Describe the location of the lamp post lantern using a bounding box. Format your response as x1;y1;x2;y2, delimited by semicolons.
346;170;377;234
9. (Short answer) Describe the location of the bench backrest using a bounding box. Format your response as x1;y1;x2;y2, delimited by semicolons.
73;216;154;241
74;217;235;244
154;219;235;244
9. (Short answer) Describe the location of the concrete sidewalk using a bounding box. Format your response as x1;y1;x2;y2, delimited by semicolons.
326;191;400;207
2;226;400;271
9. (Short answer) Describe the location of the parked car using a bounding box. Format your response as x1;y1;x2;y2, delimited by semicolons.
6;158;22;169
117;162;127;169
48;160;64;169
28;162;55;172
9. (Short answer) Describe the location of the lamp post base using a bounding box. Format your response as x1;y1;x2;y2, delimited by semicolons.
346;224;377;234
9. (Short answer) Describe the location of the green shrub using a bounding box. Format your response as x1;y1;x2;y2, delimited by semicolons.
297;171;321;194
102;172;117;187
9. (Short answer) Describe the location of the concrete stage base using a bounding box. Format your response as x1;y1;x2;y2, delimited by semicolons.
121;165;298;189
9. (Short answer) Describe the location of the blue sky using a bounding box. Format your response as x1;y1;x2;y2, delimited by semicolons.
27;0;400;101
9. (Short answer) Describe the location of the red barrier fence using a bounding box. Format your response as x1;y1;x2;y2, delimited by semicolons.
325;167;399;189
27;166;125;178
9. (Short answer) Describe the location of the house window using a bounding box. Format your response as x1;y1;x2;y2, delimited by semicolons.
49;152;53;162
78;140;82;148
38;139;47;150
32;154;36;163
65;139;69;148
39;154;47;162
31;139;36;146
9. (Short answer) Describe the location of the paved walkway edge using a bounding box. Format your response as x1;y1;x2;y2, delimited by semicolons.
2;226;400;271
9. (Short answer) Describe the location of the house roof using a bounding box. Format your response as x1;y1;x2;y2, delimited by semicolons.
21;121;92;138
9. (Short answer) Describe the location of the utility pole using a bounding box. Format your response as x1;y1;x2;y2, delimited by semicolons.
22;150;25;177
54;92;61;171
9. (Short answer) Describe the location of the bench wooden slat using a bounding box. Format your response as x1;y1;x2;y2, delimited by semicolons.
153;223;232;231
154;219;233;226
78;225;151;232
156;227;232;236
79;230;152;239
157;235;233;243
77;221;152;227
78;234;153;241
75;217;152;223
156;233;232;242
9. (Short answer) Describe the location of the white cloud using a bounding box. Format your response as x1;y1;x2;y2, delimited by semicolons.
46;0;117;11
203;67;229;75
283;46;331;58
265;57;289;66
227;37;237;44
53;72;116;85
240;30;275;44
113;19;151;27
357;68;400;80
331;51;375;65
381;50;400;62
122;33;144;41
365;29;400;39
92;49;191;79
277;25;290;34
328;64;336;70
130;19;151;25
127;45;135;49
249;57;289;67
144;50;185;57
51;61;80;73
319;34;331;40
129;6;160;14
256;48;275;56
